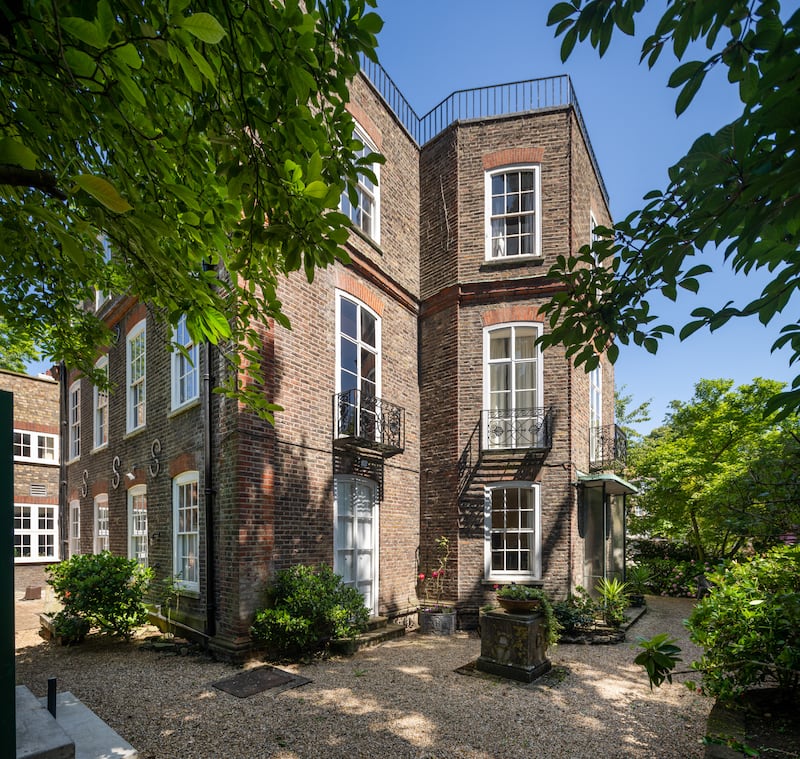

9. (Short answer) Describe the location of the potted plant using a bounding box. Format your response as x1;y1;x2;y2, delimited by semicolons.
417;536;456;635
495;583;547;612
52;610;91;645
596;577;630;627
626;565;650;607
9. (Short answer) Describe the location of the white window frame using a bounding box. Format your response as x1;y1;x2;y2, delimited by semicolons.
13;430;58;464
94;493;109;553
482;322;544;449
485;164;541;260
95;236;112;311
128;485;148;567
93;355;109;450
335;291;382;443
340;125;380;244
69;500;81;557
173;471;200;592
14;503;59;563
68;381;81;461
171;314;199;411
484;482;541;582
126;319;146;433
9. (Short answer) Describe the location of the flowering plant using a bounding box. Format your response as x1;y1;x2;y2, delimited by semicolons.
417;535;452;612
494;583;547;601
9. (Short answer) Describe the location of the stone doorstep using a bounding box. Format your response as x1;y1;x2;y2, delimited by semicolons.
15;685;138;759
329;621;406;655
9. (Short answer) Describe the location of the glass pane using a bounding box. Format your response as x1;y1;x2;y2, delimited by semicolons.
489;364;510;393
489;330;510;359
507;172;519;192
520;171;534;191
520;510;534;529
340;338;357;375
492;196;504;216
361;348;376;383
492;551;504;570
505;195;519;214
361;312;376;347
507;237;519;256
340;369;357;394
515;329;537;358
340;299;357;338
521;192;535;212
520;234;534;256
506;510;519;529
491;174;504;195
506;217;519;236
519;488;533;509
507;553;519;570
489;390;510;412
516;362;535;390
492;489;504;510
491;218;504;237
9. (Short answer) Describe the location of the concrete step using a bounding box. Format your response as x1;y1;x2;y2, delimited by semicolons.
330;621;406;655
15;685;74;759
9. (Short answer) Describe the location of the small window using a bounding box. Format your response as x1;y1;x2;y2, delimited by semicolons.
68;382;81;460
126;320;146;433
14;504;58;562
128;485;148;567
171;315;199;411
69;500;81;557
94;494;109;553
94;355;109;450
484;483;541;582
485;165;541;259
340;126;380;244
173;471;200;591
14;430;58;464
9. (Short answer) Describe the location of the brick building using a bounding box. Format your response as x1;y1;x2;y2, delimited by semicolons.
63;60;631;656
2;369;61;589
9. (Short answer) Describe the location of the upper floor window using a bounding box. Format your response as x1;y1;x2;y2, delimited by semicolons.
94;355;109;450
171;315;199;411
484;482;541;582
13;430;58;464
126;320;146;433
68;381;81;460
94;493;109;553
483;323;544;449
340;126;380;244
485;166;541;259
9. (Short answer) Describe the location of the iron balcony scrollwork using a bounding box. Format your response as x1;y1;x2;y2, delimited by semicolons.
589;424;628;469
482;407;553;451
333;389;405;458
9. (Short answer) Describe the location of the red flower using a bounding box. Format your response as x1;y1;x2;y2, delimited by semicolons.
418;573;425;581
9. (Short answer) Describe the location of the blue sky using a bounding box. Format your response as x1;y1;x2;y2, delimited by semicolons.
374;0;800;432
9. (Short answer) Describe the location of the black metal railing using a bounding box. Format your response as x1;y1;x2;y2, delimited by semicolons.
360;55;608;207
457;418;482;494
589;424;628;469
482;407;554;451
333;389;405;457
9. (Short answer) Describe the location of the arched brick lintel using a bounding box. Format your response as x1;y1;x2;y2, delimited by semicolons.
482;147;545;170
481;306;543;327
336;271;386;317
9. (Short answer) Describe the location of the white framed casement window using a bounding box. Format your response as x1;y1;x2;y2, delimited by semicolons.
128;485;148;566
335;291;381;443
171;314;199;411
126;319;146;433
483;323;543;449
93;493;109;553
589;362;603;464
173;471;199;592
485;165;541;259
68;381;81;461
69;500;81;557
93;355;109;450
484;482;541;582
13;430;58;464
14;503;58;562
340;125;380;244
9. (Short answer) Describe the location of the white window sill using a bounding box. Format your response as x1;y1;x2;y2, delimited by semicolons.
483;254;543;265
169;397;201;418
91;444;109;455
123;425;146;441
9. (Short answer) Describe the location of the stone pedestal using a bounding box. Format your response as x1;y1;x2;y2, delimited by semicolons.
476;610;551;683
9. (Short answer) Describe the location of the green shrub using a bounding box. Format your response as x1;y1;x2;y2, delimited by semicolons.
687;545;800;701
46;552;153;639
251;564;369;659
596;577;629;626
553;587;596;634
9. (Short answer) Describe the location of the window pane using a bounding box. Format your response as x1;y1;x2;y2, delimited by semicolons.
341;299;357;339
489;330;510;359
520;171;534;191
491;174;504;195
515;330;537;359
340;338;357;375
507;172;519;192
361;312;376;347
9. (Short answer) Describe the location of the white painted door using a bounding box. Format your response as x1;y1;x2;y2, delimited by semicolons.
334;476;378;615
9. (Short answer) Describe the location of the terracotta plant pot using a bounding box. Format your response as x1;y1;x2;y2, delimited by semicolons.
498;598;541;613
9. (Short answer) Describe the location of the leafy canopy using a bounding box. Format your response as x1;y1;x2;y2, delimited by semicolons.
628;378;800;562
0;0;382;415
541;1;800;417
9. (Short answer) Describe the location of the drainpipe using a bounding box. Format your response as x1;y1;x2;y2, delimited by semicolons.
58;362;68;561
204;342;216;638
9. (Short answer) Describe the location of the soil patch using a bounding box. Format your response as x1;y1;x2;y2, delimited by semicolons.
743;689;800;758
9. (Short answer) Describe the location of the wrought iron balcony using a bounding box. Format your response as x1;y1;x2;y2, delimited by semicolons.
333;389;405;458
589;424;628;470
482;407;553;452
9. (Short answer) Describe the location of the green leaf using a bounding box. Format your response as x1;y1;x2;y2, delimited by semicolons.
547;2;576;26
358;12;383;35
112;43;142;70
0;138;37;170
304;180;328;199
178;12;226;44
60;17;106;49
668;60;705;89
560;26;578;62
675;69;707;115
73;175;133;213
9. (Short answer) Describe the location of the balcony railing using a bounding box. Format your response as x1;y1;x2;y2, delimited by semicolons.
589;424;627;469
483;407;554;452
360;55;608;207
333;389;405;457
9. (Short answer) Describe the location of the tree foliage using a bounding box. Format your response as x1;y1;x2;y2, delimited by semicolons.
0;318;39;373
628;378;800;561
541;0;800;417
0;0;382;414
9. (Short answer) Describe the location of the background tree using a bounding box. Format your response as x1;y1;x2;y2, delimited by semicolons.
0;319;38;373
628;378;800;561
540;1;800;416
0;0;382;415
615;383;651;445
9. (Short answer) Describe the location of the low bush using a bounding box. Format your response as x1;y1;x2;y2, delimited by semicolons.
552;586;596;634
687;545;800;701
46;552;153;639
251;564;369;659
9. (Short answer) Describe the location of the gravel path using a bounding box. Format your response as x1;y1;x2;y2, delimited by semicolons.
15;596;710;758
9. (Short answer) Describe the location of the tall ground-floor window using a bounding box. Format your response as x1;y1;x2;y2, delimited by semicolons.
128;485;148;566
14;503;58;562
94;494;109;553
484;482;541;582
334;475;378;614
173;471;199;591
69;500;81;557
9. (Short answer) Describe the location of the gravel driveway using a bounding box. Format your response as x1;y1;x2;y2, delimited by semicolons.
15;596;710;758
